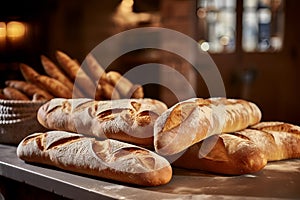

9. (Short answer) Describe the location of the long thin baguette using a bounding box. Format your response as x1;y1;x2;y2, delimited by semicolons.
19;63;40;84
17;131;172;186
248;121;300;161
55;51;79;80
173;133;267;175
35;75;72;99
106;71;144;99
0;89;6;99
98;80;120;100
173;121;300;175
41;55;74;91
5;80;53;100
55;51;96;98
37;98;168;148
3;87;30;100
154;97;262;155
84;53;106;83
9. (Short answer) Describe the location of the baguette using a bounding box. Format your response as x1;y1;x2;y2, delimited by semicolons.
37;98;168;148
173;133;267;175
19;63;40;84
106;71;144;98
5;80;53;100
3;87;30;101
55;51;79;80
98;80;120;100
40;55;74;91
35;75;72;99
154;97;262;155
84;53;106;83
17;131;172;186
55;51;96;98
0;89;6;99
173;121;300;175
247;121;300;161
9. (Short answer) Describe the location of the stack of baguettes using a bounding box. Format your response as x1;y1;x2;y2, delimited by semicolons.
1;51;143;101
17;97;300;187
153;98;300;175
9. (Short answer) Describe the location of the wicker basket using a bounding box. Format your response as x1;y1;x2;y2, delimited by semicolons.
0;100;48;145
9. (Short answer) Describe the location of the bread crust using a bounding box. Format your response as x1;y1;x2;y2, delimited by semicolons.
41;55;74;91
56;51;96;98
249;121;300;160
106;71;144;98
154;98;262;155
6;80;53;100
37;98;168;148
17;131;172;186
173;133;267;175
19;63;40;84
173;121;300;175
35;75;72;99
3;87;30;100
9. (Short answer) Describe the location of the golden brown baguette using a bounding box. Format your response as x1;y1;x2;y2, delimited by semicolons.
97;79;120;100
19;63;40;84
84;53;106;83
37;98;168;148
5;80;53;100
173;133;267;175
0;89;6;99
247;121;300;161
35;75;72;99
17;131;172;186
154;97;262;155
106;71;144;99
55;51;96;98
40;55;74;91
3;87;30;100
173;121;300;175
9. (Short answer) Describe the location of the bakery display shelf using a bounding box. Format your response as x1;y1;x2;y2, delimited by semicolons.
0;144;300;200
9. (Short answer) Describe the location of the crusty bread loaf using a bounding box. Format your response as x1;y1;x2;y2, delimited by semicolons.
173;133;267;175
17;131;172;186
154;98;262;155
37;98;168;148
173;121;300;175
248;121;300;161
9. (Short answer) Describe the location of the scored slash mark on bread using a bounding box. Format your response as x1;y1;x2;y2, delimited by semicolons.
37;98;168;148
173;121;300;175
154;97;262;155
17;131;172;186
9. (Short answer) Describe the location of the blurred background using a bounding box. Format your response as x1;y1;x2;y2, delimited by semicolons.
0;0;299;124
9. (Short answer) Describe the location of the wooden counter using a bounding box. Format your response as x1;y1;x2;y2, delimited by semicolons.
0;144;299;199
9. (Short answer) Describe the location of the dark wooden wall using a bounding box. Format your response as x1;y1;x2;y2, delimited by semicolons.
0;0;299;124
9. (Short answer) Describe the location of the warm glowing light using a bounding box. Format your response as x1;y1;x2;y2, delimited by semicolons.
113;0;154;27
0;22;6;38
219;35;230;46
7;21;25;38
122;0;134;7
197;8;207;19
200;41;210;51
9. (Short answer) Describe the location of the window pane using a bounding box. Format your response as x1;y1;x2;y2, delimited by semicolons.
243;0;285;52
196;0;236;53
